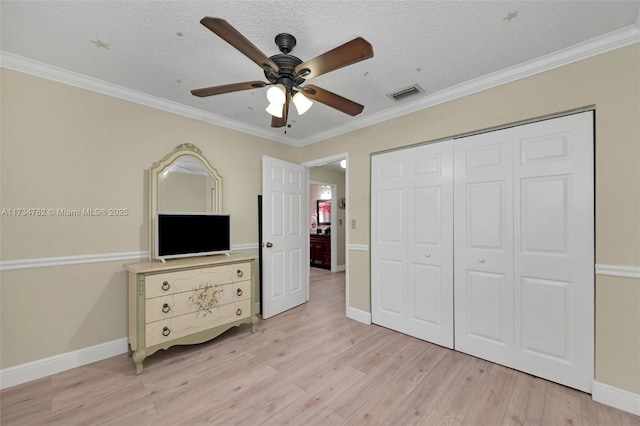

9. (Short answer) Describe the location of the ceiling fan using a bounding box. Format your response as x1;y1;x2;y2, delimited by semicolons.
191;17;374;128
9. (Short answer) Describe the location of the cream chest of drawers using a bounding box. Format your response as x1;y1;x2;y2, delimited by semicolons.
125;252;258;374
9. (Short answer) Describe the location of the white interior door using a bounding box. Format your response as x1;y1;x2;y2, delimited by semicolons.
372;142;454;348
262;156;308;319
453;132;515;366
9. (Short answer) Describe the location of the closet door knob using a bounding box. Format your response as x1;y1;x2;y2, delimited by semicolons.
425;253;431;258
478;258;485;263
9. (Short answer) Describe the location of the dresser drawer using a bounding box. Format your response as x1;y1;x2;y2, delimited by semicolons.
145;299;252;346
145;280;251;323
145;262;251;299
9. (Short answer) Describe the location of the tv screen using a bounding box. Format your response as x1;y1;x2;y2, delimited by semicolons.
156;212;231;260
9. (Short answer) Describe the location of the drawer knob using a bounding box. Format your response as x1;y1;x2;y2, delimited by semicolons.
236;269;244;278
236;288;243;296
161;281;170;291
162;303;171;313
236;308;243;316
162;326;171;337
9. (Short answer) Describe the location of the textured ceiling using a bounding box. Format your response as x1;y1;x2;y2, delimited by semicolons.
2;1;639;146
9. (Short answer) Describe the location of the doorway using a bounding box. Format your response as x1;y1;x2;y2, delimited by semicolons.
309;182;337;271
303;153;349;313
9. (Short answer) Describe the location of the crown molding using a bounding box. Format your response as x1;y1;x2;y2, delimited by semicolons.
2;22;639;148
296;24;640;147
0;52;294;146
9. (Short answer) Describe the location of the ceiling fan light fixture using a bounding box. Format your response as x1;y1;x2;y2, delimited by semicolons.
292;91;313;115
266;102;283;118
191;18;374;128
266;84;286;105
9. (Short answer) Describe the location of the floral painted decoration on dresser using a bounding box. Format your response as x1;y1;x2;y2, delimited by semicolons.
189;284;222;316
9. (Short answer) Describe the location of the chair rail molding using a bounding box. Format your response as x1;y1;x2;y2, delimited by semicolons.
0;244;259;271
0;251;149;271
595;264;640;279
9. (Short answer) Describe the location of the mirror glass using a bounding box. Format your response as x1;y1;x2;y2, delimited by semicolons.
158;156;218;212
317;200;331;225
149;143;222;259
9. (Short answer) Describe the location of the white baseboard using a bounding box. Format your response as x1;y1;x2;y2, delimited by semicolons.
347;306;372;325
592;381;640;416
0;338;128;390
334;264;346;272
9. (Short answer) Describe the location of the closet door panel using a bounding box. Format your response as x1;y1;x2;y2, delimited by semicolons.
513;112;594;392
372;142;454;348
406;144;454;346
454;111;594;392
372;152;408;330
454;134;514;366
465;270;508;343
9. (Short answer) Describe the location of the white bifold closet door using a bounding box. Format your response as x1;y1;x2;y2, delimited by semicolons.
371;111;594;393
454;111;594;392
371;142;454;348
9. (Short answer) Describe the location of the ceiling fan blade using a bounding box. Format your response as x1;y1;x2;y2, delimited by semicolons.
295;37;373;80
271;94;290;128
191;81;267;97
200;17;280;74
302;84;364;116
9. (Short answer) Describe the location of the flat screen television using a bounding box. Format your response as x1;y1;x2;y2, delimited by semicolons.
156;212;231;260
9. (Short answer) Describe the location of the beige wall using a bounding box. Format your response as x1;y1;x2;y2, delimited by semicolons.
1;44;639;395
0;68;296;368
298;45;640;394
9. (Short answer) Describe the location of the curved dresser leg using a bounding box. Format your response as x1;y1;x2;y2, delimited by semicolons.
251;315;259;333
132;350;146;374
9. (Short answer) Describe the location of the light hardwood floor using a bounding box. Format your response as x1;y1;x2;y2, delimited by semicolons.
2;268;639;425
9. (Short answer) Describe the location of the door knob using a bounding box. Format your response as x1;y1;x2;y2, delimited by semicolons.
265;242;273;248
478;257;485;263
425;253;431;258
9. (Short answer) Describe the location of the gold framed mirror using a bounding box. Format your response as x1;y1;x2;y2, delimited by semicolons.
149;143;222;260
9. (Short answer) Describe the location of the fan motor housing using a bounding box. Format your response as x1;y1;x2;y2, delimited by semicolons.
264;33;306;88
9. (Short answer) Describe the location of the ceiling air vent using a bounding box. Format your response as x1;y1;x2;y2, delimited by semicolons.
388;84;424;102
